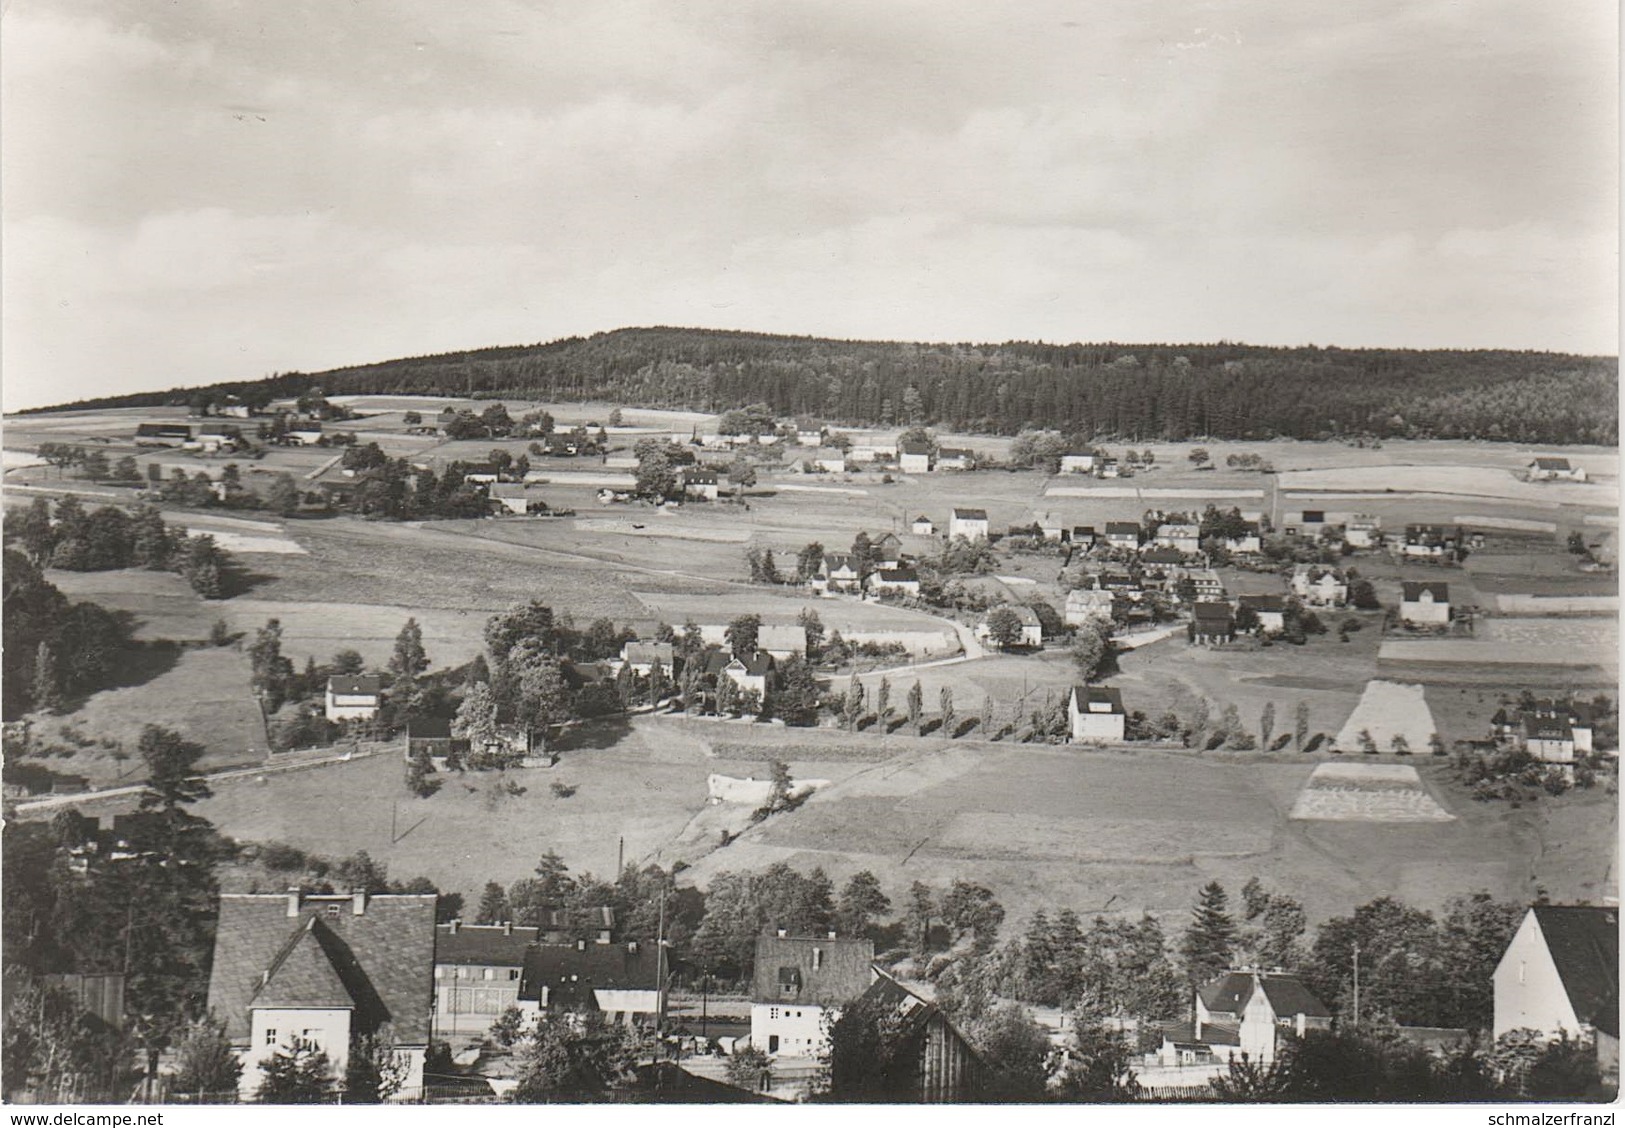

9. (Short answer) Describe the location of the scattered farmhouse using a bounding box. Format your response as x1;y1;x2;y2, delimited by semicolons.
1064;588;1115;627
134;423;193;447
869;567;921;597
1099;458;1121;478
1155;523;1201;555
1141;547;1186;570
751;933;876;1059
205;892;436;1100
1400;581;1451;626
873;532;904;567
1059;451;1095;474
489;483;548;515
518;940;661;1024
1493;905;1618;1084
1291;565;1348;607
911;515;935;535
1070;525;1099;548
811;448;847;474
434;920;540;1036
1069;686;1126;744
1520;714;1579;765
1191;602;1235;646
936;447;974;471
714;651;776;699
1402;524;1462;560
681;469;720;501
977;605;1043;650
898;440;934;473
1528;456;1588;482
1222;523;1264;555
795;418;826;446
196;423;243;453
285;421;325;446
615;641;675;676
1189;569;1226;601
1528;700;1596;755
949;507;990;541
324;675;382;722
403;717;469;769
1237;594;1286;635
1156;971;1331;1069
1344;514;1382;549
1103;522;1142;551
819;552;863;593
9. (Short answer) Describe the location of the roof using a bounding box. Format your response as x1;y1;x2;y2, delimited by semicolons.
1158;524;1200;537
912;515;933;524
290;421;325;433
938;447;972;459
327;675;382;696
1531;905;1619;1037
682;470;719;484
489;482;533;499
1066;588;1113;605
1238;594;1286;613
136;423;192;436
1161;1020;1241;1048
1141;548;1184;565
406;717;453;739
989;605;1041;626
1071;685;1125;714
899;440;933;456
1532;700;1595;726
752;934;875;1005
824;551;857;572
622;641;675;665
207;893;436;1045
874;568;918;583
1199;971;1330;1021
727;651;776;677
813;447;846;460
952;507;989;521
1104;522;1141;536
1193;601;1234;623
517;942;660;1009
1401;581;1450;602
435;922;541;968
1521;713;1574;742
1532;457;1573;470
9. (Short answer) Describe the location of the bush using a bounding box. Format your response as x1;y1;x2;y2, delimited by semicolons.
1542;769;1572;797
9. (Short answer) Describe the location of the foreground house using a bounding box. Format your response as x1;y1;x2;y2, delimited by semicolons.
403;717;469;769
1400;581;1451;626
324;676;382;722
1068;686;1126;744
433;921;541;1037
206;892;436;1100
681;469;720;500
751;933;875;1059
1493;904;1618;1084
819;552;863;593
1528;700;1596;755
1157;970;1331;1068
838;969;989;1102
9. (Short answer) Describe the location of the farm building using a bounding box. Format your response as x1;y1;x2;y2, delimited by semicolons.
1527;700;1595;754
899;440;934;473
795;418;826;446
849;969;990;1102
1493;905;1618;1085
325;675;382;722
911;515;935;535
1291;565;1348;607
196;423;243;452
1237;594;1286;635
1520;714;1577;765
976;605;1043;650
1070;525;1099;547
811;448;847;473
1103;522;1142;550
711;651;775;698
489;483;548;515
403;717;469;768
1069;685;1126;744
1156;971;1331;1069
460;463;500;484
1155;523;1201;554
751;933;876;1059
936;447;974;471
756;624;810;660
681;469;720;500
615;641;675;676
206;892;436;1101
1345;514;1382;548
870;567;921;597
1059;452;1095;474
285;422;324;446
819;552;863;593
1402;524;1462;559
1064;588;1115;627
134;422;193;447
433;921;541;1036
1223;523;1264;555
1189;569;1226;601
949;507;990;540
1099;458;1121;478
1528;456;1588;482
873;532;904;567
1191;602;1235;645
518;940;661;1023
1400;582;1451;626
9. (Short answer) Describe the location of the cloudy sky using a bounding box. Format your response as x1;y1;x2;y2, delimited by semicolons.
2;0;1616;410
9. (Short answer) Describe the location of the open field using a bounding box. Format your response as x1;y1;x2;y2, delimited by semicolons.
1331;681;1439;751
1279;465;1611;507
1289;762;1455;823
1379;618;1618;682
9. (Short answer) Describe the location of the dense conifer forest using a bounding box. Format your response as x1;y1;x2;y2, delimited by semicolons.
29;327;1617;445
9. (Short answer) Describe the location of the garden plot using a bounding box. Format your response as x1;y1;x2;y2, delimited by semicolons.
1332;681;1439;751
1290;762;1454;823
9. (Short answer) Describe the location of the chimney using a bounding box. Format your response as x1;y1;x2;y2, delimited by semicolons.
286;888;302;918
352;890;367;916
449;919;462;934
503;921;513;936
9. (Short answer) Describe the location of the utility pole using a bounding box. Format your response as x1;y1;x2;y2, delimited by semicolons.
617;835;624;877
1352;941;1361;1029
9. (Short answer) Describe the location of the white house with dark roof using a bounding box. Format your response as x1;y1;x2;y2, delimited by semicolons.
976;605;1042;649
615;641;675;676
1400;581;1451;626
1059;452;1095;474
1528;456;1587;482
1520;713;1578;764
751;933;876;1059
869;567;920;596
1291;565;1348;607
911;515;935;535
936;447;974;471
206;892;436;1100
1064;588;1115;627
1158;971;1331;1069
1069;686;1126;744
1155;523;1202;554
680;469;720;500
819;552;863;593
1103;522;1142;550
1237;594;1287;635
489;482;547;515
949;507;990;540
811;447;847;474
325;675;382;722
433;920;541;1036
1494;905;1618;1083
898;440;934;473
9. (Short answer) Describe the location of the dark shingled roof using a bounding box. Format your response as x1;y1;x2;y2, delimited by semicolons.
517;942;660;1009
1532;457;1573;471
1401;581;1450;602
1238;594;1286;613
952;507;989;520
251;918;356;1011
327;675;382;696
207;893;436;1046
1071;686;1125;715
406;717;453;739
1141;548;1184;566
752;935;874;1006
1162;1020;1241;1047
1104;522;1141;536
1199;971;1330;1021
1533;905;1619;1038
435;923;542;968
1193;601;1234;624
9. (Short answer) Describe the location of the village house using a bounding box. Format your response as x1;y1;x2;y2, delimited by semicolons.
433;921;540;1037
403;717;469;770
1191;602;1235;645
811;448;847;474
285;421;325;446
1069;685;1126;744
197;423;243;453
898;440;935;473
489;483;548;515
1520;714;1578;765
517;940;662;1025
134;422;193;447
1529;700;1596;754
1528;456;1588;482
1100;572;1142;598
869;567;921;597
795;418;826;446
681;469;720;501
949;507;990;541
1103;522;1142;551
459;463;501;485
873;533;904;568
850;969;989;1102
819;552;864;593
1140;547;1187;571
1189;569;1226;601
1291;565;1348;607
1493;904;1618;1085
324;675;382;722
1099;458;1121;478
1157;971;1332;1069
206;891;436;1100
910;515;935;535
713;651;776;699
751;933;876;1059
936;447;974;471
1064;588;1115;627
1059;451;1096;474
1155;523;1202;554
977;605;1043;649
1029;512;1064;542
1237;595;1286;635
1223;523;1264;555
1070;525;1099;548
615;641;675;676
1344;514;1382;549
1402;524;1462;560
1400;581;1451;626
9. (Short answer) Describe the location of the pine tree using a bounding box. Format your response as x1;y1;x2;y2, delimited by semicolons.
875;677;891;728
31;640;60;713
939;687;955;736
1181;881;1238;984
475;881;510;924
906;682;924;733
1294;701;1310;751
389;618;429;681
1259;702;1276;750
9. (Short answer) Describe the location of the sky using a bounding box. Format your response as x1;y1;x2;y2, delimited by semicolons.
1;0;1617;410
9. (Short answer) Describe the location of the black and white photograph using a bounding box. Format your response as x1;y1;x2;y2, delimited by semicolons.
0;0;1618;1115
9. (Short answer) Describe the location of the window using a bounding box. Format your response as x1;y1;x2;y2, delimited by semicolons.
812;948;823;970
509;969;520;980
769;1008;779;1021
1519;961;1526;985
483;968;495;981
326;905;341;917
434;966;444;980
265;1028;278;1046
768;1035;780;1053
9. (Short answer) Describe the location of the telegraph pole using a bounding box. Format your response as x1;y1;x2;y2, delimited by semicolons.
1352;941;1361;1028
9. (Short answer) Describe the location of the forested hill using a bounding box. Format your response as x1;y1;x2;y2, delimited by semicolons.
33;327;1618;444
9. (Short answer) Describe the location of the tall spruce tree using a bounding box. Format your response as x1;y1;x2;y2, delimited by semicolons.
1181;881;1238;984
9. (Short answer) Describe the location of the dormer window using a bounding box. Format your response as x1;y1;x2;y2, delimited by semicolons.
326;904;341;917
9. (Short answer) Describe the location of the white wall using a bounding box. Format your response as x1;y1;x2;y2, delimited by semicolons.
1494;911;1583;1039
244;1007;352;1097
751;1002;832;1058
